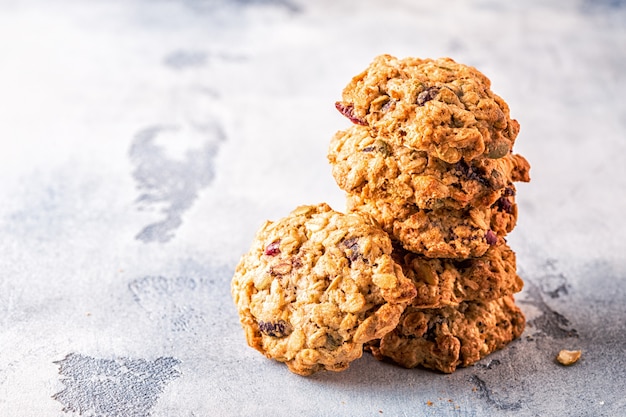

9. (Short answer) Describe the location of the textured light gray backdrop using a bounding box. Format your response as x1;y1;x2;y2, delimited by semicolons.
1;1;625;416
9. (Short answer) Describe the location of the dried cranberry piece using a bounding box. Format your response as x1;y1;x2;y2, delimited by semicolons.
342;237;361;264
416;86;440;106
497;196;514;214
455;159;472;178
503;187;515;197
335;102;368;126
485;230;498;245
264;240;280;256
381;99;394;112
258;320;292;338
455;160;491;187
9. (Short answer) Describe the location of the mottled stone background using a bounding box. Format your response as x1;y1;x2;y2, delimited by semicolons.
1;1;625;416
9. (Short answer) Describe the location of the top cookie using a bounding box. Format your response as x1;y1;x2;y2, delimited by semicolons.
231;203;416;375
336;54;520;163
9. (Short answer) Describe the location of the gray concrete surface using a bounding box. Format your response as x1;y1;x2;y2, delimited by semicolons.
1;1;625;415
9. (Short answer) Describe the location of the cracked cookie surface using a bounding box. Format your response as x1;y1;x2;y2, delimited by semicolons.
367;295;525;373
347;193;518;258
231;203;416;375
336;54;520;163
329;125;530;211
394;243;523;308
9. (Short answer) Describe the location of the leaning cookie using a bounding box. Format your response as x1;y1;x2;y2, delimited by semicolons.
394;243;523;309
231;203;417;376
367;296;525;373
328;125;530;211
335;54;520;163
347;193;518;259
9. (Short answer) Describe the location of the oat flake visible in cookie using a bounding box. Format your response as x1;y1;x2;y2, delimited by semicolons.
394;243;523;308
347;193;518;259
367;295;525;373
329;125;530;211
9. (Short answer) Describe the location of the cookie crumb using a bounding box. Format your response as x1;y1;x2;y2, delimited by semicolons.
556;349;581;366
426;401;433;406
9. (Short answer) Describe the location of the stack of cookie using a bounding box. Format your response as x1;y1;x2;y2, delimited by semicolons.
328;55;530;372
232;54;530;376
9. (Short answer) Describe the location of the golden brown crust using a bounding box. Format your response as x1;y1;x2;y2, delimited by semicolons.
394;243;523;308
231;203;416;375
347;193;518;259
367;296;525;373
336;55;520;163
328;125;530;211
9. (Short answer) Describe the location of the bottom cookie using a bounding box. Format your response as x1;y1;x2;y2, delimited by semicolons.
366;295;525;373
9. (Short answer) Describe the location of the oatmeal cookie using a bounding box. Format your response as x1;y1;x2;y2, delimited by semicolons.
394;243;523;309
335;55;520;163
328;125;530;210
347;193;518;258
367;296;525;373
231;203;417;375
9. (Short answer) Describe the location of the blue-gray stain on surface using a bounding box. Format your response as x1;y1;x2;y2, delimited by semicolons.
519;260;579;340
582;0;626;11
163;50;208;69
53;353;181;417
468;374;522;411
163;50;247;70
178;0;302;14
130;123;225;243
128;260;232;333
129;275;207;333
